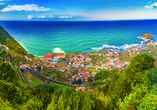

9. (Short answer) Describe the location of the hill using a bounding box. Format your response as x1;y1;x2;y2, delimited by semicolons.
0;25;28;55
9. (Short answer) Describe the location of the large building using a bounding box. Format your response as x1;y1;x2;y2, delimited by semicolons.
44;54;53;61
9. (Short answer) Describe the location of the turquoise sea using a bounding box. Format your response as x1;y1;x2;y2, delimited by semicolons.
0;20;157;56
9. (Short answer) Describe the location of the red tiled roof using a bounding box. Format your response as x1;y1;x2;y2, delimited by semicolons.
76;86;86;91
44;54;53;58
56;54;64;56
25;64;30;68
107;61;113;65
62;66;67;70
86;57;92;60
82;70;86;73
78;71;82;73
76;77;79;80
72;75;76;79
85;73;90;79
20;65;25;68
92;72;96;76
50;63;55;67
117;61;122;67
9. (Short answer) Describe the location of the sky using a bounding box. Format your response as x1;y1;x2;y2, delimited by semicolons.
0;0;157;21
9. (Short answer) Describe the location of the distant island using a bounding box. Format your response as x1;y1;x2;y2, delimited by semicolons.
139;33;153;39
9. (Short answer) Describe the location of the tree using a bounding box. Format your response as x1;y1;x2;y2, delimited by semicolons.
0;80;23;104
77;79;82;85
102;53;155;109
0;62;19;85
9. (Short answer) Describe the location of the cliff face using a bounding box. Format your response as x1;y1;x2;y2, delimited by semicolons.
0;25;28;55
139;33;153;39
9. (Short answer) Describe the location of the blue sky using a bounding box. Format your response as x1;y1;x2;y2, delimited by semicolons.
0;0;157;20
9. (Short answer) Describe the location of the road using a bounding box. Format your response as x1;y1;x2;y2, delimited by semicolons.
23;69;82;88
22;69;34;88
9;54;26;83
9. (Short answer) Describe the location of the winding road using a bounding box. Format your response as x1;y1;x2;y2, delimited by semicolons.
22;69;80;88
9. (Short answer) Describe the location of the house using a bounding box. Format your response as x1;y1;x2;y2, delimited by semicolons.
56;54;66;59
25;56;29;60
44;62;47;65
78;70;86;77
25;64;30;69
106;57;110;61
129;52;132;56
70;57;74;61
106;65;112;70
117;61;123;68
117;67;123;71
32;65;37;70
41;66;43;70
109;52;113;56
76;86;86;91
92;72;96;77
114;57;119;61
95;65;101;70
107;61;114;66
85;72;90;81
137;51;140;54
74;56;78;60
85;57;92;62
20;65;25;69
44;54;53;61
62;66;67;70
148;50;151;53
76;77;79;81
3;45;9;52
72;75;76;79
110;57;114;61
52;59;59;62
50;63;56;68
125;61;130;65
20;64;30;69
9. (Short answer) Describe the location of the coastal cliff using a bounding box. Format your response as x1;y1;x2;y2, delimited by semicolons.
0;24;28;55
139;33;153;39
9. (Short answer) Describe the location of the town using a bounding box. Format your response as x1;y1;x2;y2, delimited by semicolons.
1;39;157;91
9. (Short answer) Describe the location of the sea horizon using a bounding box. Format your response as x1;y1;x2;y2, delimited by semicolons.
0;20;157;56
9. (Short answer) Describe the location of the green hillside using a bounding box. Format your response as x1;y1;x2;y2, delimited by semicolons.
0;25;28;55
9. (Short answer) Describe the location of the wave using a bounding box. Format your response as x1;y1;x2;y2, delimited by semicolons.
52;47;65;53
93;36;150;51
18;42;29;52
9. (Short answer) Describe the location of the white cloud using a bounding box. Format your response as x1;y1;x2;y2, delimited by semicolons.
148;1;152;3
144;2;157;9
58;16;73;18
0;3;5;5
0;0;4;1
49;15;54;18
1;4;54;12
28;15;34;19
37;15;46;18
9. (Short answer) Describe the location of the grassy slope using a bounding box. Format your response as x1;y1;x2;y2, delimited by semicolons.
0;25;28;55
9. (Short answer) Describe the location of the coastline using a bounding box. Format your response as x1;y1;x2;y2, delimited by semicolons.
96;36;152;52
19;36;153;56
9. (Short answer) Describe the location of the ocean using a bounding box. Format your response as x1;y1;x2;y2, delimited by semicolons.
0;20;157;56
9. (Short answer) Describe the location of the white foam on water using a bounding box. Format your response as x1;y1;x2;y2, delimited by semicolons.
52;47;65;53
